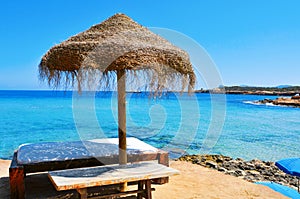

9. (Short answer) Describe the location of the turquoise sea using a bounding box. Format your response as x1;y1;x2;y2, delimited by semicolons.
0;90;299;161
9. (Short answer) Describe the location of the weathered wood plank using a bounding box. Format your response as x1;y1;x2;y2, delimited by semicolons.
117;69;128;193
77;188;87;199
145;180;152;199
117;69;127;165
137;181;144;199
154;150;169;184
9;151;25;199
48;162;179;191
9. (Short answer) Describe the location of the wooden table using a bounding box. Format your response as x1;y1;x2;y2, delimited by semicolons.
9;137;169;199
48;162;179;199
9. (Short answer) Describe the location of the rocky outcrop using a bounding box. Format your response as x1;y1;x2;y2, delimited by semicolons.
257;97;300;108
258;98;273;104
178;154;299;190
292;95;300;100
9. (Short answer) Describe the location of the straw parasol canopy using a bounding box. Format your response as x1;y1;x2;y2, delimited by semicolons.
39;13;195;167
39;13;195;92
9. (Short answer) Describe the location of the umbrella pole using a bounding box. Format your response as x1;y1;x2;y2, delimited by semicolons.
117;69;127;191
117;69;127;165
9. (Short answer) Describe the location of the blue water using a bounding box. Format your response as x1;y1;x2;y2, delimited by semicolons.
0;90;299;161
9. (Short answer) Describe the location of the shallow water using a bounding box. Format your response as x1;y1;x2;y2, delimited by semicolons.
0;90;299;161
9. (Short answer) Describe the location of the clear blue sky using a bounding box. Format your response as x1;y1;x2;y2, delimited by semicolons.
1;0;299;90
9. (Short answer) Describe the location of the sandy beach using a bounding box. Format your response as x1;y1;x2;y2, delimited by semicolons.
0;159;288;199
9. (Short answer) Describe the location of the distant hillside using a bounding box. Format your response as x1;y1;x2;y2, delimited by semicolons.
224;86;300;92
195;86;300;96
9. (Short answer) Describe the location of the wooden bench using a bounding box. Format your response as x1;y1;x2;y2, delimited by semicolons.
9;138;169;199
48;161;179;199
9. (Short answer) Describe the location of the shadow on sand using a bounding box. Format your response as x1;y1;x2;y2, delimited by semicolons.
0;174;76;199
0;176;10;198
0;173;137;199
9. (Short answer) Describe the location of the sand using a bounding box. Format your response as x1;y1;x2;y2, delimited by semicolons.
153;161;288;199
0;159;288;199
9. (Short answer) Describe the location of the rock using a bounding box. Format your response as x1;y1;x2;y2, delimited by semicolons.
192;159;201;165
291;95;300;100
260;170;273;177
247;170;260;176
206;161;218;169
237;163;246;170
226;170;236;176
255;163;264;170
243;176;254;182
218;167;227;172
274;97;300;107
265;161;273;166
216;157;224;164
258;97;300;108
235;169;246;177
236;158;244;161
244;163;255;170
222;161;232;169
258;99;273;104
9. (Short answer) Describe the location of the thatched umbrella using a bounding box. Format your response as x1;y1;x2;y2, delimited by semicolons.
39;13;195;167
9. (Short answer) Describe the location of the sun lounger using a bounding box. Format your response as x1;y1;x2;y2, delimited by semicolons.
9;137;169;199
48;161;179;199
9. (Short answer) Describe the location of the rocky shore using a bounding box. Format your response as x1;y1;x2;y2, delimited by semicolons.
178;154;299;190
258;96;300;108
